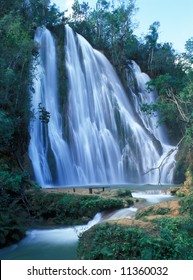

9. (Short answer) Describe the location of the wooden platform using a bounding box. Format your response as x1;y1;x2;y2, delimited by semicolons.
44;185;111;194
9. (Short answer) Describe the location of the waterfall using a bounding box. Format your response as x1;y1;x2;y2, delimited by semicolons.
29;27;76;186
29;26;177;187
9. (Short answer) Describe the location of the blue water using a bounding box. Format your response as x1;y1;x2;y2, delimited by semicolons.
0;188;173;260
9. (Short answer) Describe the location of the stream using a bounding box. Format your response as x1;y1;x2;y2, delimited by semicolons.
0;188;173;260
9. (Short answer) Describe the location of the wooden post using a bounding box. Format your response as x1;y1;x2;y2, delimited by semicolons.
89;188;92;194
73;188;75;193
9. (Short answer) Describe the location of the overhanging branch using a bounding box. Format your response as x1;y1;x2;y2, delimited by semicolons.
144;136;185;184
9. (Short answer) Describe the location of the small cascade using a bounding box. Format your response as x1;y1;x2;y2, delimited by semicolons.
0;189;173;260
132;189;172;204
105;207;138;221
29;26;177;187
126;61;178;183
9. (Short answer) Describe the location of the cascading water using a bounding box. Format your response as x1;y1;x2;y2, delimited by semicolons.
127;61;178;183
29;27;76;186
29;26;177;187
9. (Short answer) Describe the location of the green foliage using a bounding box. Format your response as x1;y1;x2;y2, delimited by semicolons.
145;21;160;49
1;0;193;252
0;209;27;248
184;37;193;64
0;13;33;109
179;192;193;217
69;0;138;70
21;0;64;28
77;192;193;260
67;1;193;183
125;198;134;207
0;110;14;153
115;189;132;197
77;217;193;260
0;0;63;249
136;206;170;220
27;190;124;225
0;8;33;159
0;158;34;248
38;103;50;123
0;159;27;195
142;48;193;179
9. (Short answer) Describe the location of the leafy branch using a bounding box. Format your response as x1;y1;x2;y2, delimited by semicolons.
38;103;50;124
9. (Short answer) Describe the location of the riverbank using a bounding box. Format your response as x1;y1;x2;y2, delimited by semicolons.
0;186;134;249
0;184;178;259
77;185;193;260
1;184;191;260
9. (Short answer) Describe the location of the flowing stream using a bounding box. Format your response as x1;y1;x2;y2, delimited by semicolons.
29;26;177;187
0;188;173;260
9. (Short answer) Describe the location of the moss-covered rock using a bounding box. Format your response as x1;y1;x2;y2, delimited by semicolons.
115;188;132;197
26;190;125;226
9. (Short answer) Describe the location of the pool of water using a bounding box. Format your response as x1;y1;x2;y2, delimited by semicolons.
0;227;79;260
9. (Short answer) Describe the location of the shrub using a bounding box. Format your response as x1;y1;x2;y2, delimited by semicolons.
136;206;170;220
115;189;132;197
77;218;193;260
179;193;193;217
126;199;134;207
0;205;28;248
27;191;124;225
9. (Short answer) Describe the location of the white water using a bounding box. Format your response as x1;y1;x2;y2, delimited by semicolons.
29;26;177;187
0;190;173;259
29;27;76;186
132;190;172;204
128;61;178;183
105;207;138;220
0;212;102;260
104;189;172;221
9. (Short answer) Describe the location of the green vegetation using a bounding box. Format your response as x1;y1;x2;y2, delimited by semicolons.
0;0;64;248
0;159;34;248
179;192;193;217
67;1;193;184
135;206;170;220
69;0;138;73
115;189;132;197
26;190;124;225
77;191;193;260
77;216;193;260
0;186;124;248
1;0;193;252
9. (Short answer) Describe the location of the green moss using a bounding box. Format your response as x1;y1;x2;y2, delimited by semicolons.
49;24;69;140
115;188;132;198
27;190;124;225
125;198;134;207
177;192;185;198
179;192;193;217
135;206;170;220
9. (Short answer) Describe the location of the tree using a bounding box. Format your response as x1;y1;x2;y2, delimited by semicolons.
145;21;160;73
141;36;193;183
0;0;63;248
185;37;193;63
69;0;138;70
